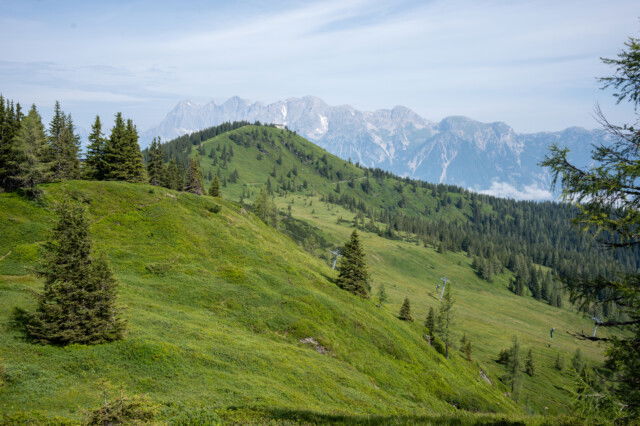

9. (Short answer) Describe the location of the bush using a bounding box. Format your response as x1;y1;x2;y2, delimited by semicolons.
87;393;158;425
207;204;221;214
497;348;510;365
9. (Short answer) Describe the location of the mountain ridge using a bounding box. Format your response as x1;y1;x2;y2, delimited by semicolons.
143;96;608;200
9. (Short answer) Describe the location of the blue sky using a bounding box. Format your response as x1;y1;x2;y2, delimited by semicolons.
1;0;638;133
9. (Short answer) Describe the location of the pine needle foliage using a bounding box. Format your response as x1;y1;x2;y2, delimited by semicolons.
398;297;412;321
209;175;220;197
184;158;204;195
336;230;370;298
25;200;125;345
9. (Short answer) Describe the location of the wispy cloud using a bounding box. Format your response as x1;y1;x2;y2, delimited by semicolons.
478;181;553;201
0;0;637;131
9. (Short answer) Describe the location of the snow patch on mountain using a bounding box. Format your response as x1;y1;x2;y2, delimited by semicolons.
143;96;605;200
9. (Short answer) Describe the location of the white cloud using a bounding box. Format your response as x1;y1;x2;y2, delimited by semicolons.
477;181;553;201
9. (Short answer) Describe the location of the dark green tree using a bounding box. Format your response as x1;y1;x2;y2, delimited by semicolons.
165;159;183;190
10;105;50;197
184;158;204;195
525;348;535;376
24;200;125;345
0;96;23;191
84;116;108;180
209;175;220;197
542;36;640;416
336;230;370;298
398;297;412;321
47;103;80;180
146;138;165;186
253;186;278;226
425;306;436;334
375;284;388;307
104;113;146;182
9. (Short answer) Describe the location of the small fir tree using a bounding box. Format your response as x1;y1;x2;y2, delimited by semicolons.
525;348;535;376
209;175;220;197
336;230;370;298
398;297;413;321
11;104;49;197
184;158;204;195
375;284;388;307
436;285;454;357
146;137;165;186
84;115;108;180
425;306;436;334
46;102;80;180
24;200;125;345
572;348;585;373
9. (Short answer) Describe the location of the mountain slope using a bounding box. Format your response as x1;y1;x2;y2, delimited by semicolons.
143;96;609;199
0;181;524;423
182;125;615;414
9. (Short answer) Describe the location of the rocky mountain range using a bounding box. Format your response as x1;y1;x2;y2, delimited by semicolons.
142;96;608;200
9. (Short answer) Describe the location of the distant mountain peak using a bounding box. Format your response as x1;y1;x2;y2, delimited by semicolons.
143;95;604;200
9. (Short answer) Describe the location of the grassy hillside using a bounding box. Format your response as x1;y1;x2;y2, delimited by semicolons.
189;125;610;414
0;181;536;424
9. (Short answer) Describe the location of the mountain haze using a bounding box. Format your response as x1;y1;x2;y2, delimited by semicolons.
143;96;607;199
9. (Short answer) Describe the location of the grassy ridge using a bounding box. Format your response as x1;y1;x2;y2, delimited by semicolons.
0;181;519;422
192;126;608;415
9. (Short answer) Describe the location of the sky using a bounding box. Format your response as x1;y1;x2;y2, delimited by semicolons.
0;0;638;134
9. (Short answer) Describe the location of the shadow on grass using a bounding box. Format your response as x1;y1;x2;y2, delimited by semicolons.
219;407;543;425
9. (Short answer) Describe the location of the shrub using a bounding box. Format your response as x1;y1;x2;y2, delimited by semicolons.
87;393;158;425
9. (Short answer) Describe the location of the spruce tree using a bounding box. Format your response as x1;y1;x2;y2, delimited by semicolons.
375;284;388;307
525;348;535;376
84;115;108;180
425;306;436;334
47;103;80;180
184;158;204;195
103;113;146;182
25;200;125;345
436;285;454;357
146;138;165;186
165;159;183;190
398;297;412;321
209;175;220;197
0;97;23;191
11;105;50;197
336;230;370;298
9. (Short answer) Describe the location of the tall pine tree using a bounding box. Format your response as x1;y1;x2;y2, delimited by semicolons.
184;158;204;195
398;297;413;321
209;175;220;197
25;200;125;345
11;105;50;197
47;102;80;180
84;115;108;180
146;137;165;186
103;113;146;182
336;230;370;298
0;96;23;191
